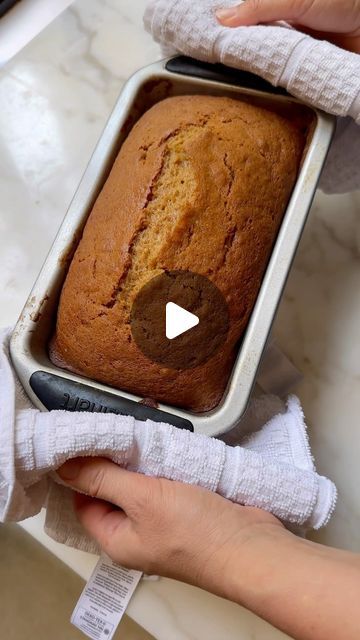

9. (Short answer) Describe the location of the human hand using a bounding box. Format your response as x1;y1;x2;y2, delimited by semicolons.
58;457;360;639
216;0;360;53
58;457;286;600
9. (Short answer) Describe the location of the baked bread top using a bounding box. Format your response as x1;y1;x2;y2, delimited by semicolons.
51;95;310;412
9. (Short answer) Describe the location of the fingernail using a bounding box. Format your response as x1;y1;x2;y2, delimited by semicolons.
215;7;239;23
58;458;82;481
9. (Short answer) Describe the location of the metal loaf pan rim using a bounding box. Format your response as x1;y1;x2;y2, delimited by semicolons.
10;57;335;437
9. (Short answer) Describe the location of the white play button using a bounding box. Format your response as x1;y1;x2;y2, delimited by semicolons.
166;302;199;340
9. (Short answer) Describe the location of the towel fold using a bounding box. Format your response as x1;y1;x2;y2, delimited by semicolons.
144;0;360;194
0;329;336;554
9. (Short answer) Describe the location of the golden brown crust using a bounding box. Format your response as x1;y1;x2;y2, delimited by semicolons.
51;95;310;412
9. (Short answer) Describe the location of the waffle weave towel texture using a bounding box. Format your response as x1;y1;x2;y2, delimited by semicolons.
144;0;360;194
0;330;336;553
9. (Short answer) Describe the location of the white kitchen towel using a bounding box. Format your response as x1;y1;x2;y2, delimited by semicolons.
0;329;336;553
144;0;360;194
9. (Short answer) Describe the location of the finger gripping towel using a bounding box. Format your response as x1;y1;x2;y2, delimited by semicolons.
0;329;336;553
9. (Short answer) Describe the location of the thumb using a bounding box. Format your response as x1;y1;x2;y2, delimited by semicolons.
58;457;152;514
216;0;305;27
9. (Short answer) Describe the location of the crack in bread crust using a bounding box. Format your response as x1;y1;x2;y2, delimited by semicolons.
51;94;312;412
103;123;207;313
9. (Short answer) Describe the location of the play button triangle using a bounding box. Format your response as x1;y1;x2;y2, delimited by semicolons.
166;302;199;340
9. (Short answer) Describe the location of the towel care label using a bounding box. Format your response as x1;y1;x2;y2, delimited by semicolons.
71;554;142;640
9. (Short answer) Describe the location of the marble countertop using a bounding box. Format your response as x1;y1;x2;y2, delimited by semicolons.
1;1;359;638
0;0;74;66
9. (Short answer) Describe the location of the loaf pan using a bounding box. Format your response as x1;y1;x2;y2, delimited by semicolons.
10;56;335;437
